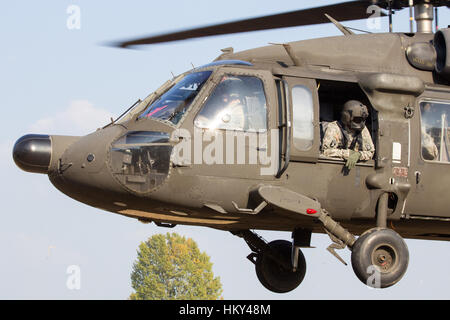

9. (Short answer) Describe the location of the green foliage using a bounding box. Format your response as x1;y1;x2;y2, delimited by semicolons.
129;232;223;300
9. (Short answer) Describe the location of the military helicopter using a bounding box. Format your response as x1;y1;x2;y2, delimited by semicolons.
12;0;450;293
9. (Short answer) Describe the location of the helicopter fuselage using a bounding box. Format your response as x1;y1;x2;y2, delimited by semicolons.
14;31;450;241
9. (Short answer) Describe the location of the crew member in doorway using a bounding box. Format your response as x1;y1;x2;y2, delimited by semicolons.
322;100;375;170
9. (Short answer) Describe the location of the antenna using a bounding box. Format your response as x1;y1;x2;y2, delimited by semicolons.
435;7;439;31
388;0;393;32
324;14;354;36
409;0;414;32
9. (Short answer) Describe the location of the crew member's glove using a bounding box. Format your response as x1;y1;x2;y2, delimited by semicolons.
346;150;361;170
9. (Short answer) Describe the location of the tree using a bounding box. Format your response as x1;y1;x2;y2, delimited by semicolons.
129;232;223;300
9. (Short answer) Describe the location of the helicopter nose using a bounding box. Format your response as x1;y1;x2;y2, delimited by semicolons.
13;134;51;174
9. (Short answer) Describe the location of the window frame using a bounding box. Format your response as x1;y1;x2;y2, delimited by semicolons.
192;67;273;134
137;70;213;127
315;79;377;168
282;76;320;163
418;97;450;164
291;84;315;152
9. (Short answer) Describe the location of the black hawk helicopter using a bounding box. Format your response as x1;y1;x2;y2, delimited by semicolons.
13;0;450;292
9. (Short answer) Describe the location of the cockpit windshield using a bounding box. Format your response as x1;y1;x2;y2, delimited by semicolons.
138;71;212;125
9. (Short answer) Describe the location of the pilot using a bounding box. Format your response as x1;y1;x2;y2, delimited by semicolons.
322;100;375;170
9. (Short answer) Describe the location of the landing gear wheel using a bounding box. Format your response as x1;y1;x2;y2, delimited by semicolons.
351;228;409;288
255;240;306;293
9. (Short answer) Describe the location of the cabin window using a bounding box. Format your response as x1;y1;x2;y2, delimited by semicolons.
292;85;314;151
420;100;450;162
194;75;267;132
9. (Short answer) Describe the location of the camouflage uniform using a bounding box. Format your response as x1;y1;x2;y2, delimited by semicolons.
322;121;375;161
421;128;438;161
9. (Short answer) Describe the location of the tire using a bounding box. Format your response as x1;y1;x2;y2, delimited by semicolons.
351;228;409;288
255;240;306;293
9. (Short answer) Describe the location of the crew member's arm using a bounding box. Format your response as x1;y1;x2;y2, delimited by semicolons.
358;127;375;161
322;122;349;160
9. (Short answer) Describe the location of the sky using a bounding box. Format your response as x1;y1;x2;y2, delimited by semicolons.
1;1;450;300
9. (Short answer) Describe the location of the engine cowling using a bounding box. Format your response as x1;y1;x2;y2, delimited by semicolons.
434;28;450;80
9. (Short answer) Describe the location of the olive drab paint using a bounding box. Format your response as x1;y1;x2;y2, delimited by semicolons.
13;1;450;293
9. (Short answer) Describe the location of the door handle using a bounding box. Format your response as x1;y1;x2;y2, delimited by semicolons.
415;171;421;184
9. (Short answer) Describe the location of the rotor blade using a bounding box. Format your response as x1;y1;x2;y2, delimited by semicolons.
115;0;383;48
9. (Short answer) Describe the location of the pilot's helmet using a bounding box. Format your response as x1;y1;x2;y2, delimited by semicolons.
341;100;369;132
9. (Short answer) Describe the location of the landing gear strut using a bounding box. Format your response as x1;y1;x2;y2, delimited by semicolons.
251;186;410;290
256;240;306;293
290;205;410;289
234;224;409;292
233;230;306;293
232;194;409;292
350;193;409;288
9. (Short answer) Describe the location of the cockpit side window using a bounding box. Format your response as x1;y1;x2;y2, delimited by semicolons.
420;100;450;162
138;71;212;125
194;75;267;132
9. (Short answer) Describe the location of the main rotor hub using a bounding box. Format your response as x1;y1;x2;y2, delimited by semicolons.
373;0;449;33
371;0;449;9
415;2;434;33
